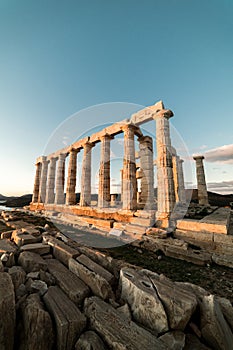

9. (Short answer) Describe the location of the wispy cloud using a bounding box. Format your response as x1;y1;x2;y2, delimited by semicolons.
207;180;233;194
204;144;233;164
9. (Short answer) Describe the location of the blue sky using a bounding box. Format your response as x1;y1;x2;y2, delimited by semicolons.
0;0;232;195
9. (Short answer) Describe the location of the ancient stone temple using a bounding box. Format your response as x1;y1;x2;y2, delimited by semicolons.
30;101;186;229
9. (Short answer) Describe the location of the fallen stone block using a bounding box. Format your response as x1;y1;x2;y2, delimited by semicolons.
77;246;114;275
120;268;168;334
0;230;12;239
109;228;123;237
75;331;107;350
212;253;233;268
159;331;185;350
19;293;54;350
12;231;41;246
184;334;211;349
200;294;233;350
8;266;26;290
21;227;41;236
77;254;115;285
18;251;47;273
26;278;48;296
142;269;198;331
0;238;17;254
217;296;233;333
43;286;86;350
46;236;80;266
165;245;212;266
20;243;50;255
0;260;3;272
84;296;168;350
47;259;90;305
0;272;15;350
69;258;114;301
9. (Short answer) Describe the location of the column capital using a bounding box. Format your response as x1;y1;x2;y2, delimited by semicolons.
193;155;205;161
99;133;114;142
137;135;153;144
58;153;67;160
121;123;142;137
179;158;184;164
152;109;173;120
68;147;80;154
82;141;94;150
41;156;48;163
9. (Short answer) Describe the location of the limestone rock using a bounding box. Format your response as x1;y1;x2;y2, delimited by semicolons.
39;270;56;286
77;254;115;285
47;258;90;305
0;260;3;272
200;294;233;350
69;257;114;301
184;334;211;349
19;243;50;255
84;296;168;350
19;293;54;350
75;331;107;350
43;286;86;350
0;238;17;254
117;303;132;321
217;296;233;332
8;266;26;290
146;272;198;330
120;267;168;334
0;272;16;350
46;236;80;266
159;331;186;350
18;251;47;273
26;278;48;296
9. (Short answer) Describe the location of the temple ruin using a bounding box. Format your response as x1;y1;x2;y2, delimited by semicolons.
30;101;188;230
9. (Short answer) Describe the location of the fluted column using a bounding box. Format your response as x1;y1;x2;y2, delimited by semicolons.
193;155;209;205
38;156;49;203
178;158;186;203
55;153;66;204
98;134;112;208
153;109;175;227
80;142;93;207
120;169;123;202
138;136;154;209
45;157;57;204
171;147;180;203
122;124;137;210
32;162;42;203
66;149;78;205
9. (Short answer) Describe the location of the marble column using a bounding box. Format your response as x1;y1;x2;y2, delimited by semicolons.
38;156;49;203
138;136;154;209
66;149;78;205
98;134;112;208
80;142;93;207
178;158;186;203
193;155;209;205
122;124;137;210
153;109;175;227
171;147;180;203
120;169;123;202
45;157;57;204
54;153;66;205
32;162;42;203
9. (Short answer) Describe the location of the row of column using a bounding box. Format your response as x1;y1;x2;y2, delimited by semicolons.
32;125;156;210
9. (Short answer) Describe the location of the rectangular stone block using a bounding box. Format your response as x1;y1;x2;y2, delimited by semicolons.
69;258;114;300
84;296;167;350
177;219;228;234
0;239;17;254
43;286;86;350
77;254;115;285
47;259;90;305
19;243;51;255
0;230;12;239
0;273;15;350
47;237;80;266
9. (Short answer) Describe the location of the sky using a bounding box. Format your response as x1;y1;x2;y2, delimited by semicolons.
0;0;232;196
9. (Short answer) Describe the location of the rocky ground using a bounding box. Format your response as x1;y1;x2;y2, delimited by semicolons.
0;209;233;349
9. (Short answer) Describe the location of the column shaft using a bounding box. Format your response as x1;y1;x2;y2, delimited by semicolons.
55;154;66;204
32;162;42;203
177;158;186;203
122;124;137;210
66;149;78;205
98;135;112;208
45;157;57;204
139;136;154;209
154;110;175;226
38;157;49;203
80;142;93;207
193;156;209;205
